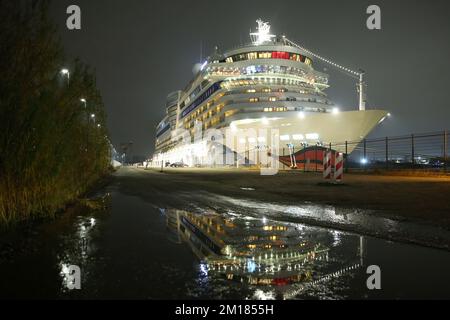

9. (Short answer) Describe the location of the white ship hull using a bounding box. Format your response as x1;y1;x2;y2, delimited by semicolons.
231;109;388;154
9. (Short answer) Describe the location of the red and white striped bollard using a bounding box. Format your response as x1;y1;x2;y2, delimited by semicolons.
334;152;344;183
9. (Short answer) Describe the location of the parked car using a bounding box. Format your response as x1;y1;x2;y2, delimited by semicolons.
170;162;188;168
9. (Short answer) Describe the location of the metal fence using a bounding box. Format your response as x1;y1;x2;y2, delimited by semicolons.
331;130;449;172
272;130;449;172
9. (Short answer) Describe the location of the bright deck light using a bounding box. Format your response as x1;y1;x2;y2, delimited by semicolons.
250;19;275;45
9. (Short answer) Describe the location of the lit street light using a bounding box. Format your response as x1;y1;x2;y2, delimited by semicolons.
60;68;70;85
80;98;87;107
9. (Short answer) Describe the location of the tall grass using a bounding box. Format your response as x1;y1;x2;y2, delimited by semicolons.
0;1;111;226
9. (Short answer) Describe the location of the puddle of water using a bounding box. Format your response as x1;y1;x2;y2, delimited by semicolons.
196;193;450;250
1;187;450;299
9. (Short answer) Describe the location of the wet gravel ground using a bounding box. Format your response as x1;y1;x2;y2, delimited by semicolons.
1;166;450;299
118;167;450;249
129;167;450;226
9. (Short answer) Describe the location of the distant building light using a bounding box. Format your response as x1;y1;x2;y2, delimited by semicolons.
361;158;368;165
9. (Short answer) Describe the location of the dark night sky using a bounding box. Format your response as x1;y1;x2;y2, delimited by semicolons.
50;0;450;157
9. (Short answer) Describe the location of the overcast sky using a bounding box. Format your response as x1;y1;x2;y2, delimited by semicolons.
50;0;450;157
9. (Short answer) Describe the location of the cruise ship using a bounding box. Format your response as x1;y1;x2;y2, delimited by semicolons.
153;20;388;168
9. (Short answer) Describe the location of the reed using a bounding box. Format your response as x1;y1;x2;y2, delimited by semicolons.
0;1;111;226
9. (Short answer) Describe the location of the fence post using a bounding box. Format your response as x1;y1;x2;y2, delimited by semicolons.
303;145;306;172
315;147;318;172
363;139;367;171
444;130;448;172
411;134;415;169
385;137;389;170
345;141;348;173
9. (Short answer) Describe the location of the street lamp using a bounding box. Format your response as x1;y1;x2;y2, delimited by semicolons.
80;98;87;107
60;68;70;85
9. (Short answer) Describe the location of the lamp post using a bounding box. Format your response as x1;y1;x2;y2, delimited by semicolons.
81;99;88;152
61;68;70;86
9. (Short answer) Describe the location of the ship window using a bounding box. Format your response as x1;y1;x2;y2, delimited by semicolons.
258;52;271;59
268;97;277;102
247;52;258;60
249;98;259;103
272;51;290;59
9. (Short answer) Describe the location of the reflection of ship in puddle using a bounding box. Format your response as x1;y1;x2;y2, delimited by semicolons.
166;208;363;291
